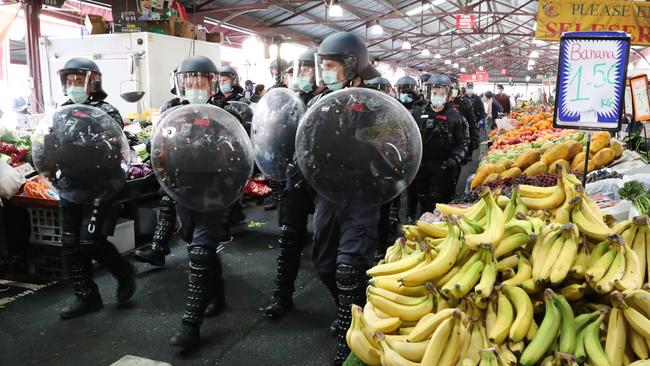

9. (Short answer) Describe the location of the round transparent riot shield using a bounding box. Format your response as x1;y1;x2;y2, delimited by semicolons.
226;101;254;124
32;104;130;204
150;104;254;212
250;88;306;181
296;87;422;207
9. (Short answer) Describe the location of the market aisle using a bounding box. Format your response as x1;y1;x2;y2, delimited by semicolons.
0;205;336;366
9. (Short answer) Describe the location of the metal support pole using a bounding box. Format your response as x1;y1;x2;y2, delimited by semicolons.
25;0;44;113
582;131;592;187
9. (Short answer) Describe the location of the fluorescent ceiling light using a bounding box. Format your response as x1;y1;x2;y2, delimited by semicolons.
421;49;430;56
529;50;539;58
402;41;412;50
460;67;466;72
406;3;431;16
329;1;343;17
440;28;454;35
453;63;459;68
434;53;441;59
445;59;451;65
528;59;536;66
370;24;383;35
532;39;547;45
454;47;467;54
432;0;446;5
533;22;537;31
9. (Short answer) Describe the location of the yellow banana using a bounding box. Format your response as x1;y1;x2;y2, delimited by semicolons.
362;301;401;334
416;219;449;238
435;265;460;289
583;314;609;366
496;254;519;272
463;321;483;365
377;334;419;366
526;317;538;342
347;305;382;366
368;278;427;297
438;318;468;366
631;224;647;285
623;301;650;339
502;255;532;287
441;251;482;297
586;242;618;283
494;232;532;258
531;227;562;277
436;199;485;217
520;176;565;210
367;286;430;306
620;221;638;246
485;297;497;336
615;242;642;291
398;327;415;335
475;250;497;298
518;184;556;198
508;339;525;356
535;229;566;284
518;278;542;294
593;245;626;294
560;283;586;302
572;197;614;241
503;285;534;343
628;324;649;360
420;316;456;366
549;227;579;285
452;258;486;299
624;289;650;317
605;306;627;366
570;245;589;279
464;189;505;250
367;248;427;277
496;344;518;366
367;291;434;322
407;307;458;343
488;291;514;345
384;337;428;363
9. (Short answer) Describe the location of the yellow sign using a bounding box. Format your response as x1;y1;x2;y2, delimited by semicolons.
535;0;650;46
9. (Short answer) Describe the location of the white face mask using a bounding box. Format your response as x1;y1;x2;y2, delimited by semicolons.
322;70;343;91
430;95;446;109
451;89;459;98
185;88;209;104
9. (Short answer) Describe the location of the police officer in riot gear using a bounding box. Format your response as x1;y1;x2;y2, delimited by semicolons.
155;56;230;348
366;76;392;95
55;58;136;319
447;77;471;169
261;48;322;319
308;31;382;365
395;75;424;224
466;81;486;129
270;58;290;88
412;74;466;215
419;72;432;98
450;76;479;154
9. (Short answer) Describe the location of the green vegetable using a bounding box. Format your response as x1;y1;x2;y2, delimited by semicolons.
342;353;368;366
619;180;650;215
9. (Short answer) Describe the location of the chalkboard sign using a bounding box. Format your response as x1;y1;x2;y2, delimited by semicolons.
630;74;650;121
553;31;631;132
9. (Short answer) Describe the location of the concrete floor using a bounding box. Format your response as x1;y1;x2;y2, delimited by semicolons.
0;151;480;366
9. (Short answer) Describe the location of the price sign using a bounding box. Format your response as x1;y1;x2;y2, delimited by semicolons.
630;74;650;121
455;15;476;30
625;85;633;116
475;71;489;83
553;31;630;131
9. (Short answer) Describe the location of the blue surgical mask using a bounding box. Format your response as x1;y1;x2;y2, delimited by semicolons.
451;89;459;98
67;86;88;104
399;94;413;104
298;76;314;93
467;88;475;95
430;95;446;108
185;88;209;104
220;83;233;94
322;70;343;91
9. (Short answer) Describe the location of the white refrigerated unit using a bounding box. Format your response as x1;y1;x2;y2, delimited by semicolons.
38;32;221;118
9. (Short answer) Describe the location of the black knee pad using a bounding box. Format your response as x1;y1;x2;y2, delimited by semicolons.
188;246;215;270
336;264;366;290
61;232;80;252
279;225;306;246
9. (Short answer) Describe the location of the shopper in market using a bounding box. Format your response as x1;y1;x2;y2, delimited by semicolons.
484;90;504;130
55;57;137;319
395;75;425;224
305;31;382;365
156;56;230;349
495;84;511;114
411;74;466;215
250;84;265;103
465;81;486;130
261;48;323;319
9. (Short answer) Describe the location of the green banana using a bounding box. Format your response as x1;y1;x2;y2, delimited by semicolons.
519;289;561;366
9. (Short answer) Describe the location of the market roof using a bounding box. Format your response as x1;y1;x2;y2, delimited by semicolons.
187;0;558;79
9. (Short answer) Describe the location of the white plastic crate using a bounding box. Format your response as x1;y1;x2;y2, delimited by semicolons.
27;207;62;245
108;219;135;253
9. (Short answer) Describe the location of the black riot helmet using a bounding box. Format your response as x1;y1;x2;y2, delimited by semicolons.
58;57;107;101
270;58;290;78
174;56;219;103
298;48;316;67
448;75;461;98
419;73;432;83
316;32;380;90
366;77;392;93
427;74;452;107
292;48;318;92
218;64;241;87
395;76;419;105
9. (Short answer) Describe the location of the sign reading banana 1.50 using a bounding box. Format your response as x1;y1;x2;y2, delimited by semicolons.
536;0;650;46
553;31;630;132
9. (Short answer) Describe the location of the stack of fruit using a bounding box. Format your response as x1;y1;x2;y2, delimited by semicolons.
473;132;624;190
345;166;650;366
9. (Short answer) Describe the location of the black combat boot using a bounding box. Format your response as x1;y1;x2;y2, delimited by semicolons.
59;256;103;319
333;264;367;365
261;231;303;318
134;196;175;266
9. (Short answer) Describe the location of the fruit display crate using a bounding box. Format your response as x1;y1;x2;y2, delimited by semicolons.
27;242;67;280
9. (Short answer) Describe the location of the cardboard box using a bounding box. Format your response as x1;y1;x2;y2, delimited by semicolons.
85;15;107;34
206;31;222;44
173;18;195;39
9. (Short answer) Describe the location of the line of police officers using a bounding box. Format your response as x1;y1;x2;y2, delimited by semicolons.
53;31;479;365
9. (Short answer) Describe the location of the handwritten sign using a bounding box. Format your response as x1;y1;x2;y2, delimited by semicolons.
554;31;630;131
630;74;650;121
625;84;633;116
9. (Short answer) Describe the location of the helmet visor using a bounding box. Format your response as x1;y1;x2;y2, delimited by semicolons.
315;54;357;88
59;70;92;95
175;72;218;98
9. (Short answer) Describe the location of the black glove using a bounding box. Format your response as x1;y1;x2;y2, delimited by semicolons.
442;158;459;171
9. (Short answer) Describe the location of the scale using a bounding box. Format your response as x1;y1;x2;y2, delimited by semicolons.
120;53;145;103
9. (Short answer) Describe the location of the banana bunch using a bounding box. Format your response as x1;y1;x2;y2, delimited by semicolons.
584;234;642;294
615;215;650;286
518;167;566;211
463;188;505;250
367;282;436;322
439;245;494;300
571;187;616;242
485;285;534;346
531;223;580;286
494;212;539;259
519;290;567;366
347;304;382;365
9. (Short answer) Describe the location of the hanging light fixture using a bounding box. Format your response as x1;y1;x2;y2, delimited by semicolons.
421;49;430;56
444;59;451;65
479;66;484;71
528;59;536;66
402;40;412;50
460;67;466;72
369;22;383;35
453;63;459;68
434;53;441;59
529;50;539;58
526;76;531;82
329;0;343;17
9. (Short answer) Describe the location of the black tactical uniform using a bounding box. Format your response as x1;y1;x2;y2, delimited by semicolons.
262;49;324;319
413;75;466;215
306;32;382;365
466;81;486;128
56;58;136;320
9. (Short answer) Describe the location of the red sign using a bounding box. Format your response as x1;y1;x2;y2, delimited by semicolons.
475;71;489;83
500;68;508;75
459;74;476;83
455;14;476;30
